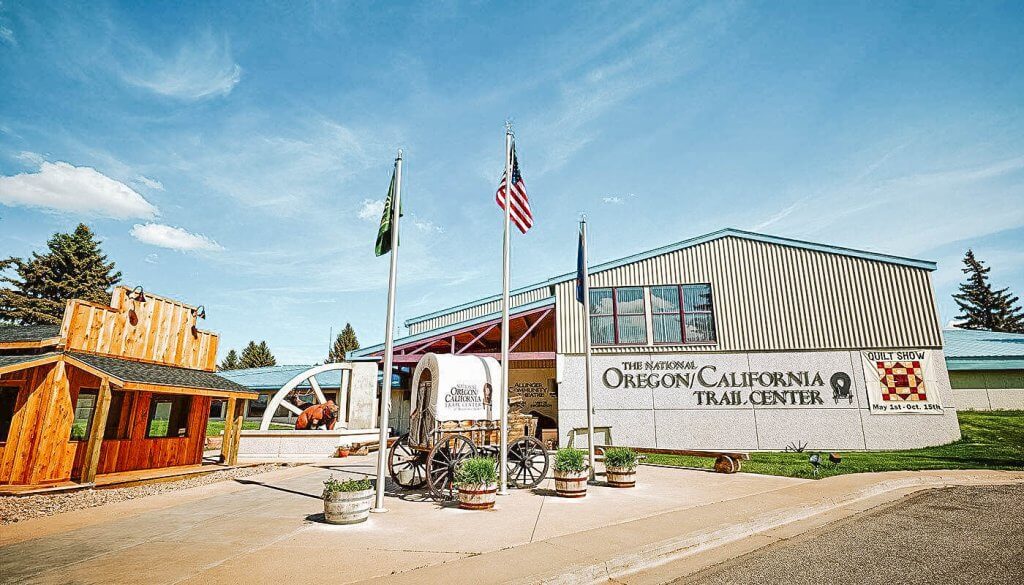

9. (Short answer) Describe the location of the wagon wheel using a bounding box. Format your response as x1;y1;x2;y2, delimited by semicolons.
426;435;476;500
388;434;427;489
506;436;549;488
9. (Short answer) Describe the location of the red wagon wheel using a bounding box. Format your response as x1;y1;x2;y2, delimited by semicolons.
426;434;476;500
507;436;549;488
388;434;427;489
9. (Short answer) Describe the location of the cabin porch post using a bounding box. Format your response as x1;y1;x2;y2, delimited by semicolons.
80;378;112;484
220;397;237;464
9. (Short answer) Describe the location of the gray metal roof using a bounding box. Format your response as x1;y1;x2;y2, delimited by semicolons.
0;324;61;344
66;352;256;394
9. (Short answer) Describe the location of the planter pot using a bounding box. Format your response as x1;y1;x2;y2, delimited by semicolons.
605;466;636;488
553;468;589;498
457;482;498;510
323;487;374;524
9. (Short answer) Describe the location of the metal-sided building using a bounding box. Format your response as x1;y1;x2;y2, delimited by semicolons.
353;228;962;451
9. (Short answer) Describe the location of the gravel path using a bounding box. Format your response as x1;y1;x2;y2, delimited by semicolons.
676;484;1024;585
0;464;287;525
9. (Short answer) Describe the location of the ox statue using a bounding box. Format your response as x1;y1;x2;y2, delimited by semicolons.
295;400;340;430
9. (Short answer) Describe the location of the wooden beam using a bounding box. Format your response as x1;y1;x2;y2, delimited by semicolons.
456;323;497;354
307;376;328;404
390;351;555;364
220;397;237;464
80;379;112;484
228;400;244;466
510;308;552;351
0;337;61;351
119;381;254;400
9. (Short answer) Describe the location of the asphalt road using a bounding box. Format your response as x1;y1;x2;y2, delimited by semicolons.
676;484;1024;585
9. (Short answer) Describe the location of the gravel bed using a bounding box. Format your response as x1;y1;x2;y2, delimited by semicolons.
0;463;288;525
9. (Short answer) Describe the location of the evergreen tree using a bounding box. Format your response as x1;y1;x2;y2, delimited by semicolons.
326;323;360;362
0;224;121;324
953;249;1024;333
219;349;240;371
239;340;277;368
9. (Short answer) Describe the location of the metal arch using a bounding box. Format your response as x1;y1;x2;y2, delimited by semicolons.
259;363;352;431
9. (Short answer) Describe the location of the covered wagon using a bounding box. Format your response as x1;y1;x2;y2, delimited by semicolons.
387;353;549;499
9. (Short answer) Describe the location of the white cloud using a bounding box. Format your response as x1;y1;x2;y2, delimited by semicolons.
130;223;223;251
413;218;444;233
358;199;384;221
144;253;159;264
0;161;158;219
135;175;164;190
0;25;15;46
602;196;624;205
120;31;241;100
15;151;44;165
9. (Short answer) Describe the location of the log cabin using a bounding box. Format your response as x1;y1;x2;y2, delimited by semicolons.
0;286;255;489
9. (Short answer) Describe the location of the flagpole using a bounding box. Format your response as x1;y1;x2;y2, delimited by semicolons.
581;216;596;481
372;149;402;513
498;124;513;495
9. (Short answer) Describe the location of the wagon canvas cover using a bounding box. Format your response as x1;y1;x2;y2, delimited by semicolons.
411;353;504;422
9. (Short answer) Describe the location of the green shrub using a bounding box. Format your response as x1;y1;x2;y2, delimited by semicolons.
454;456;498;486
323;475;372;495
554;447;588;473
604;447;639;470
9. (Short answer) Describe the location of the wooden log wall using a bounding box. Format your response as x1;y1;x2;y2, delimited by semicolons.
61;286;219;371
72;392;211;478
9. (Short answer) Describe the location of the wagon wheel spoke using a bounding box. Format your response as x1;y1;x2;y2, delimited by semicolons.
388;434;428;489
427;435;476;500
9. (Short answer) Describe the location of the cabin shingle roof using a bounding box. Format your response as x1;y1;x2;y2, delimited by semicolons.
66;352;256;394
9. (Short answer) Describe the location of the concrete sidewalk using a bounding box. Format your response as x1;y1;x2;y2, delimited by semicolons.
0;454;1020;585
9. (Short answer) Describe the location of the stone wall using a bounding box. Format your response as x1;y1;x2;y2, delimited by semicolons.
557;349;961;451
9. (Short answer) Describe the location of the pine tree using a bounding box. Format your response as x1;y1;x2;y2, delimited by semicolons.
239;340;277;368
219;349;240;371
953;249;1024;333
326;323;360;362
0;224;121;324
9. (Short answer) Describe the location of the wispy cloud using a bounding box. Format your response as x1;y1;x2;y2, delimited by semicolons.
602;196;624;205
135;175;164;190
118;30;241;100
130;223;224;251
358;199;384;221
413;218;444;233
0;161;158;219
0;25;15;47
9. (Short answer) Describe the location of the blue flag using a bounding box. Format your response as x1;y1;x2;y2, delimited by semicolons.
576;224;586;304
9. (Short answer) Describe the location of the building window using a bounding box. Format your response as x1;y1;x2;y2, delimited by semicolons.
651;284;717;344
70;390;98;441
0;387;18;442
146;394;192;438
247;394;269;418
589;287;647;345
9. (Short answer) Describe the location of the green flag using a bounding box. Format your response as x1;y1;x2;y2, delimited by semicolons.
375;167;401;256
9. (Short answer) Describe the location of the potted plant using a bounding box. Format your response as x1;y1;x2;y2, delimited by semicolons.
603;447;639;488
322;476;374;524
455;456;499;510
553;447;589;498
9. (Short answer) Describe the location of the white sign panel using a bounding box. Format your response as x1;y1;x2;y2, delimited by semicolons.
861;350;943;414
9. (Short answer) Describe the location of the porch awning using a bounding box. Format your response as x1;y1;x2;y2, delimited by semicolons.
64;352;257;398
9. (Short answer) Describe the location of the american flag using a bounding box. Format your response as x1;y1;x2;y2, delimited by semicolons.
496;142;533;234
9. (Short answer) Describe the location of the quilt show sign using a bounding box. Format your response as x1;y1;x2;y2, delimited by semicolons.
861;350;942;414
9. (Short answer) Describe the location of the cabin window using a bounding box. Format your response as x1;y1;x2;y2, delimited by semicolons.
103;390;131;440
589;287;647;345
70;390;98;441
146;394;192;438
0;386;18;442
651;284;717;344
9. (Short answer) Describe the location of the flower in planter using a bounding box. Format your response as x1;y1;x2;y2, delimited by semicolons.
322;475;372;497
603;447;639;470
553;447;588;473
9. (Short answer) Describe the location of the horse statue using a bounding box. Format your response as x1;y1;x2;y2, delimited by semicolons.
295;400;340;430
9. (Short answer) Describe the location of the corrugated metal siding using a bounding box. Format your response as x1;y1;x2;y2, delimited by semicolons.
557;236;942;354
408;287;552;334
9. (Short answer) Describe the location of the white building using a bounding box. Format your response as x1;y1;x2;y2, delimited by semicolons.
352;228;962;451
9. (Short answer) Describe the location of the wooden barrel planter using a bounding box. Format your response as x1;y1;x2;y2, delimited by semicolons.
323;487;374;524
605;466;636;488
457;482;498;510
553;469;589;498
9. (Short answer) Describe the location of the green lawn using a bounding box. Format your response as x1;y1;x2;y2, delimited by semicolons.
643;410;1024;479
205;419;293;435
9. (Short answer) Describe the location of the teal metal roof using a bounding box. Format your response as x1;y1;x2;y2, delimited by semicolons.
404;227;937;328
943;329;1024;371
217;365;344;390
351;296;555;358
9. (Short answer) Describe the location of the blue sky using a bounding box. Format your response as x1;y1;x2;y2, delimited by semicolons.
1;1;1023;363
